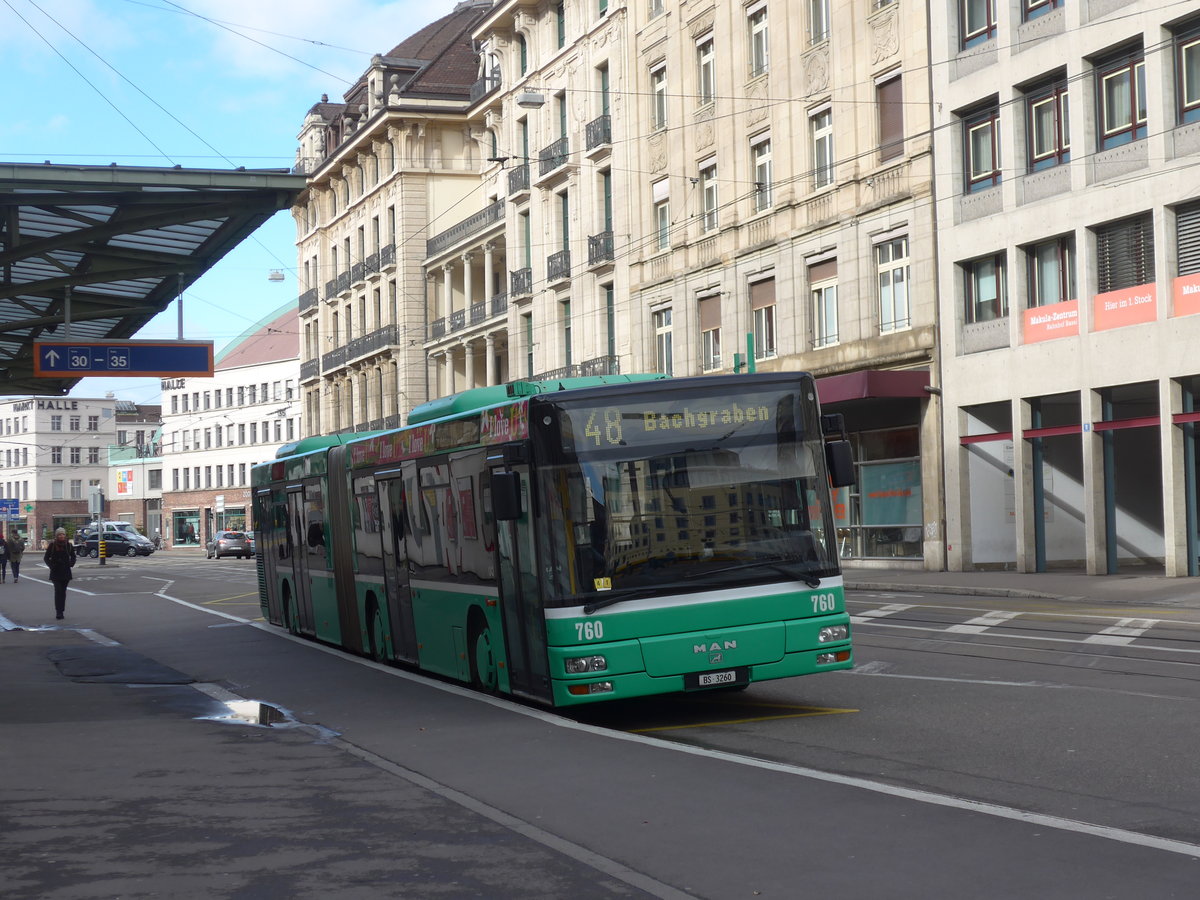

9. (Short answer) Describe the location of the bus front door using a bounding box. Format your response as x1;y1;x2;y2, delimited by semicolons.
286;487;315;635
494;465;551;702
378;475;418;663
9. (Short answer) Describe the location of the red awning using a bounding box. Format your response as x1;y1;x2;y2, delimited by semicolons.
815;370;931;405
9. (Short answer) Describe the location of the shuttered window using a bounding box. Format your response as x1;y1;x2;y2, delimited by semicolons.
877;75;904;162
1178;202;1200;276
1096;214;1154;293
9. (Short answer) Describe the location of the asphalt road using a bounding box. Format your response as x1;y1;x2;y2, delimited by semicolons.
4;555;1198;897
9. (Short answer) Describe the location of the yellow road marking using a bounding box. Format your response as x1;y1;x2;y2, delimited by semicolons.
203;591;260;605
630;705;858;733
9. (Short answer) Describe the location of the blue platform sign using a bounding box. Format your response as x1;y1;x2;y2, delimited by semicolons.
0;499;19;520
34;340;213;378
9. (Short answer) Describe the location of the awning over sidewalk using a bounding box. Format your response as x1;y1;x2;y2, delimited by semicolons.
816;369;931;405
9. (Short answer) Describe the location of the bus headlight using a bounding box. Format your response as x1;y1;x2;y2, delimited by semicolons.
564;655;608;674
818;625;849;643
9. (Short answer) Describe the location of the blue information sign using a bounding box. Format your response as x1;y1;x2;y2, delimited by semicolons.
33;341;213;378
0;499;18;519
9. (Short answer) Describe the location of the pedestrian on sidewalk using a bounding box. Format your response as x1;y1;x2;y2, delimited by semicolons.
0;534;9;583
8;530;25;582
43;528;76;620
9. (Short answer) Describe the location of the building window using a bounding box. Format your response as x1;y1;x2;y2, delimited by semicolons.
1096;214;1154;293
150;469;162;490
1097;49;1147;149
748;3;769;76
809;259;839;347
1027;79;1070;170
650;64;667;130
811;108;834;188
88;447;99;464
50;415;62;432
517;35;527;75
562;300;573;368
750;277;777;359
877;236;911;333
809;0;829;45
171;396;178;414
52;480;63;500
696;35;715;106
653;309;673;375
877;74;904;162
751;134;773;212
67;415;79;431
1177;26;1200;124
1024;0;1062;22
1027;235;1076;307
70;479;82;500
556;3;566;49
652;178;670;250
964;104;1001;192
523;313;534;379
87;415;99;431
699;295;721;371
962;0;997;49
51;446;62;464
963;254;1008;323
699;159;718;232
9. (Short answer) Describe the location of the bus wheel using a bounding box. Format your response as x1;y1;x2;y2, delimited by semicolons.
366;597;387;662
469;620;498;692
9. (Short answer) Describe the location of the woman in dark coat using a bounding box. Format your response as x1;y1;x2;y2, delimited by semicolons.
43;527;76;620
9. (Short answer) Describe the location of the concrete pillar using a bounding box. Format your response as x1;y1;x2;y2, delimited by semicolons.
1013;397;1036;573
465;340;476;390
483;243;496;306
462;252;474;313
1161;376;1187;576
441;264;453;319
1082;388;1106;575
485;333;496;386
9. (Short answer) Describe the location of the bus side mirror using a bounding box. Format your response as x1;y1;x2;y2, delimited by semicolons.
825;440;855;488
491;471;522;521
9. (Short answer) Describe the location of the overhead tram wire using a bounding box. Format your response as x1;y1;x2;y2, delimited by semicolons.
2;0;175;164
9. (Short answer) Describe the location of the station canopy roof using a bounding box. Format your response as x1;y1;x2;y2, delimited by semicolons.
0;162;306;395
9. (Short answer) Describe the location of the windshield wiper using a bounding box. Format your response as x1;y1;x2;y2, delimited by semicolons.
582;588;658;615
683;558;822;588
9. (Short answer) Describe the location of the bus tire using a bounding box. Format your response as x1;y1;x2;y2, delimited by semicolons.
281;583;297;634
468;613;498;693
365;595;387;662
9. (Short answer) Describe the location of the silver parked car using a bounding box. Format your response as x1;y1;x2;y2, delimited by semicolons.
206;530;252;559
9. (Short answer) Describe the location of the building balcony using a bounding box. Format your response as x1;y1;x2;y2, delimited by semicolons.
300;358;320;381
380;243;396;269
470;73;501;105
426;198;505;259
547;249;571;284
585;114;611;157
587;230;614;269
507;163;530;198
364;252;380;277
351;262;365;285
510;267;532;297
321;345;347;372
324;278;338;297
538;137;569;179
430;318;447;341
335;272;351;295
346;324;399;363
535;355;619;381
491;292;509;318
449;309;465;332
299;288;319;313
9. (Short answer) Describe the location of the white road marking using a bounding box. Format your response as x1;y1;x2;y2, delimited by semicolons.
150;587;1200;860
850;602;915;625
945;610;1022;633
1084;618;1159;645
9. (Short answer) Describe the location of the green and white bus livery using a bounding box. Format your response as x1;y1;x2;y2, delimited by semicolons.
252;372;855;707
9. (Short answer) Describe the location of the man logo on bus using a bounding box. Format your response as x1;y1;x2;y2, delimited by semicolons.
695;640;737;654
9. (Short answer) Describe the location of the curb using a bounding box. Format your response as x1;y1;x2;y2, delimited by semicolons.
846;581;1064;601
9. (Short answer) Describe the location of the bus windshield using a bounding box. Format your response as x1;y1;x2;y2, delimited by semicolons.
531;382;840;608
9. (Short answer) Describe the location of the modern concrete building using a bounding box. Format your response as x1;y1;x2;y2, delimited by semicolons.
159;303;300;548
933;0;1200;575
105;400;163;536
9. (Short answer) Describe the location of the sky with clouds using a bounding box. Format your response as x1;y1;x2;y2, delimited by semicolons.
0;0;462;404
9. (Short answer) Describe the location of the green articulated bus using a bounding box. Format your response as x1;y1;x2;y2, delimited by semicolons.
252;371;856;707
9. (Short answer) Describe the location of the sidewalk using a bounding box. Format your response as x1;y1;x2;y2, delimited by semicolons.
844;564;1200;608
